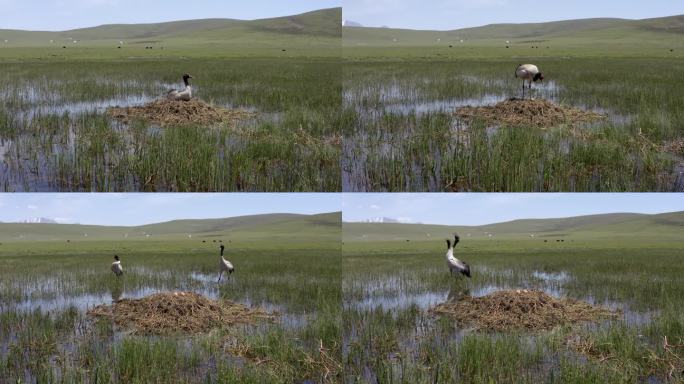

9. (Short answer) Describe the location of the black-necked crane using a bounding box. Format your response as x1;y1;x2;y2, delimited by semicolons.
515;64;544;99
167;74;193;101
111;255;123;277
446;233;471;278
218;244;234;283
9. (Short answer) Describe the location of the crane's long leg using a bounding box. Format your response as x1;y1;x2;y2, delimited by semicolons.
217;271;223;283
529;82;533;100
521;80;525;99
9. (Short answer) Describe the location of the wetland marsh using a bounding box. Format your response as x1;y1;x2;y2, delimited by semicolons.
0;212;342;383
342;217;684;383
0;58;341;192
342;58;684;192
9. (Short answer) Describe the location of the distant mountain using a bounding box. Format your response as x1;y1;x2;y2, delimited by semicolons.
0;8;341;47
20;217;58;224
343;20;363;27
0;212;341;242
343;212;684;241
343;14;684;47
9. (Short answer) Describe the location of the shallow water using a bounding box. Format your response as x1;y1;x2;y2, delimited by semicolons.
346;268;649;327
4;268;308;332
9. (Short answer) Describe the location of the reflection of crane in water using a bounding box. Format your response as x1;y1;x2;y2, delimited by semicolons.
446;233;471;278
447;286;471;303
110;282;123;303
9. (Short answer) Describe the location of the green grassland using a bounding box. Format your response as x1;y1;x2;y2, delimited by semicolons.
342;15;684;192
0;8;341;60
343;15;684;58
0;212;342;383
343;212;684;383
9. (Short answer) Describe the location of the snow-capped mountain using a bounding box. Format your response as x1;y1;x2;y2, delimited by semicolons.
20;217;58;224
364;217;401;223
343;20;363;27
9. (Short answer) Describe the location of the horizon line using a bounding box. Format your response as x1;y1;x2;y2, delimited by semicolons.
342;210;682;227
0;211;341;228
0;7;340;33
341;12;683;32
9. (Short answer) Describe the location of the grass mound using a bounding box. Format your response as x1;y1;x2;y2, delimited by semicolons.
430;289;618;332
87;291;275;335
106;99;256;127
455;99;606;128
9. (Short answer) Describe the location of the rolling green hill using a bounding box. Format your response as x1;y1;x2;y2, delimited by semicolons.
0;212;341;243
343;14;684;56
0;8;341;58
343;211;684;242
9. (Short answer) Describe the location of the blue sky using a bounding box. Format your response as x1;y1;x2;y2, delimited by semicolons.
344;0;684;30
342;194;684;225
0;0;340;31
0;194;341;226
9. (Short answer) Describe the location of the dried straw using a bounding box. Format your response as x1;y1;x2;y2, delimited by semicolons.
455;99;606;128
430;289;618;332
662;138;684;156
87;291;275;335
106;99;256;127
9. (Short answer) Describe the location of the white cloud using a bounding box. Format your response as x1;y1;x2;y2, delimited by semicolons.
79;0;118;6
370;204;381;210
27;204;38;210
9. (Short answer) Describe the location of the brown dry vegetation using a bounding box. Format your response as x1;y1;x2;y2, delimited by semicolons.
88;291;276;335
455;99;606;128
430;289;619;332
662;138;684;155
106;99;256;127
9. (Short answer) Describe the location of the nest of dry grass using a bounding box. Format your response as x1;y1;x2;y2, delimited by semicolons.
430;289;618;332
87;291;275;335
455;99;606;128
106;99;256;127
662;138;684;156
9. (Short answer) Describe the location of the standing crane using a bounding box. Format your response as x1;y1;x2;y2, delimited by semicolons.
111;255;123;277
218;244;234;282
515;64;544;99
446;234;471;278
